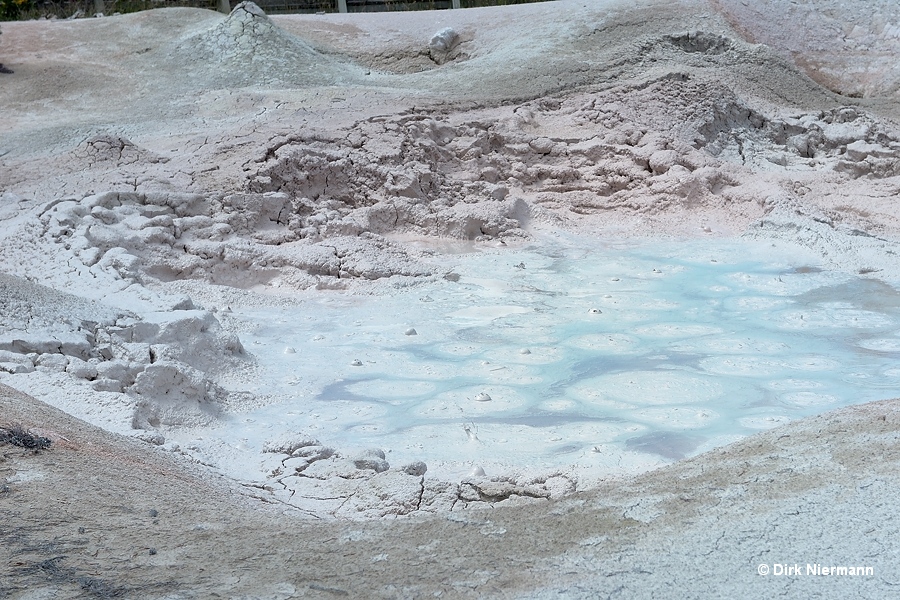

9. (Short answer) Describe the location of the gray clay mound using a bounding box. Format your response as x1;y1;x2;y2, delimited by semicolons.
0;271;248;430
176;1;361;87
0;272;128;360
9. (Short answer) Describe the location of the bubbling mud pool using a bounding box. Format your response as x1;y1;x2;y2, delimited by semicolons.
181;233;900;485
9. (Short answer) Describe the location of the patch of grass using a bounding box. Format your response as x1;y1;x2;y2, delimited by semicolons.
5;0;217;20
0;424;52;451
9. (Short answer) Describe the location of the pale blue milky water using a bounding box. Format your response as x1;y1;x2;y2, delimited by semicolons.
222;233;900;478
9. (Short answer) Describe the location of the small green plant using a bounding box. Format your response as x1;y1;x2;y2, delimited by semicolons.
1;0;33;19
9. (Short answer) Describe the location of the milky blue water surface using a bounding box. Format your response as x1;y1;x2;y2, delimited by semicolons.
224;234;900;477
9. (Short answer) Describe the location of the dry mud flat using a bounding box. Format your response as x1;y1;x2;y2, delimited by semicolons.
4;385;900;598
2;0;900;596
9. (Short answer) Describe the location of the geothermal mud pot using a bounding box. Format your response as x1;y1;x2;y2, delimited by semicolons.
2;0;900;597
